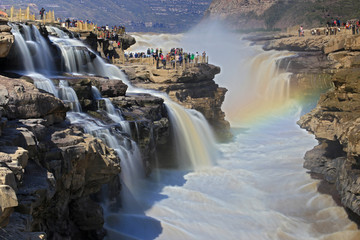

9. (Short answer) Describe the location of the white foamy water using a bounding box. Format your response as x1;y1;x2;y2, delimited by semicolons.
127;33;183;53
105;106;360;240
105;21;360;240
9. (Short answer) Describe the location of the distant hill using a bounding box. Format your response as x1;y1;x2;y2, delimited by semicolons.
204;0;360;31
0;0;212;33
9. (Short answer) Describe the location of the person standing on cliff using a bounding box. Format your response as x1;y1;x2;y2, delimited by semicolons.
202;51;206;63
66;18;70;28
40;7;45;20
299;26;304;37
352;24;356;35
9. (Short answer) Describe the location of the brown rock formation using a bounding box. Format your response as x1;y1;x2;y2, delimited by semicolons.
0;77;67;124
111;93;169;173
263;33;360;54
121;63;231;140
0;77;121;239
298;69;360;215
89;77;128;98
0;17;13;59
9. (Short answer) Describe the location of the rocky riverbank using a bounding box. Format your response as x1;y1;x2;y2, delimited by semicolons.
298;69;360;217
252;29;360;219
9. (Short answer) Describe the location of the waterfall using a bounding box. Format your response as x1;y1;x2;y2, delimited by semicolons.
58;80;82;112
10;24;35;72
91;86;131;138
49;31;128;82
49;26;215;169
46;26;70;39
27;73;59;98
164;99;217;169
10;24;218;227
249;51;293;102
10;23;55;74
66;111;144;209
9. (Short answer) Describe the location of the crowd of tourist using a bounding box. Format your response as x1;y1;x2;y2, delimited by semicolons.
125;48;208;69
60;18;94;28
61;18;126;39
303;18;360;37
97;25;126;39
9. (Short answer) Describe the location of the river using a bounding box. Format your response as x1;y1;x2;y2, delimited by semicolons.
104;21;360;240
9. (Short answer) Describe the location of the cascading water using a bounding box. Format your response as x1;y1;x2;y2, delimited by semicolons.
91;86;131;139
27;73;59;98
48;31;129;81
10;24;35;72
58;80;82;112
10;23;55;74
10;24;217;231
163;98;217;169
9;24;145;211
48;26;216;170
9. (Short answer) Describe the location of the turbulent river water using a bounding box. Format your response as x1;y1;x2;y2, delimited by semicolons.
109;22;360;240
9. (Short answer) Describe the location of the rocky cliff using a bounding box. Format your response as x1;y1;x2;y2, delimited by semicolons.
245;31;360;99
0;76;121;239
298;68;360;216
0;74;170;239
121;62;231;141
0;17;13;58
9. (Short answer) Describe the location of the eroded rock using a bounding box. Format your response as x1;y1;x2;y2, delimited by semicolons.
0;184;18;227
0;77;66;124
298;69;360;216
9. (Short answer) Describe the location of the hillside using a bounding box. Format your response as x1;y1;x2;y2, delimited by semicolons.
205;0;360;31
0;0;212;32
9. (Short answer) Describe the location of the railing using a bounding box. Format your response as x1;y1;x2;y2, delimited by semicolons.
9;6;56;23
